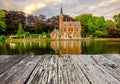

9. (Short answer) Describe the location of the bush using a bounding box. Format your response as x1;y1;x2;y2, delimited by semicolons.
42;32;50;38
16;32;30;39
23;32;30;38
30;34;40;38
0;35;5;42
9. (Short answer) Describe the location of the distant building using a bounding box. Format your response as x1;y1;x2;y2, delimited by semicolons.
50;7;81;39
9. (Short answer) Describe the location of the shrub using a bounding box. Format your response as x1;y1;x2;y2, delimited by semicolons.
30;34;40;38
23;32;30;38
0;35;5;42
42;32;50;38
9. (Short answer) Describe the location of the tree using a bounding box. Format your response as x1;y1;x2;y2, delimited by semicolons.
106;20;115;29
87;16;108;37
0;10;6;35
113;13;120;29
34;19;46;33
25;14;38;33
17;23;24;35
108;28;119;37
5;11;25;35
75;14;92;37
39;14;46;21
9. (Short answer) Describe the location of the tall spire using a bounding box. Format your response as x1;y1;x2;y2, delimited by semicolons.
59;0;63;31
60;6;63;17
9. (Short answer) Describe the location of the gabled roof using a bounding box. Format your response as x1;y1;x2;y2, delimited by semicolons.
63;21;81;27
51;29;61;34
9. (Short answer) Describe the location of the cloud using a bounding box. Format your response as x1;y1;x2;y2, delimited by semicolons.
0;0;15;10
88;0;120;19
0;0;120;19
23;3;46;14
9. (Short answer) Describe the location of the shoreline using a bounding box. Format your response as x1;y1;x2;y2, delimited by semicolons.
5;38;120;42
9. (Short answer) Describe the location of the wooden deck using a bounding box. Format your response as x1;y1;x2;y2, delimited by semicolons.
0;54;120;84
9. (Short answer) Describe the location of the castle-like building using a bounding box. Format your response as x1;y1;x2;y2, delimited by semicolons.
50;7;81;39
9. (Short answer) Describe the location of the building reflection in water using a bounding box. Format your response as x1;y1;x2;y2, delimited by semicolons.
50;40;82;56
6;40;120;55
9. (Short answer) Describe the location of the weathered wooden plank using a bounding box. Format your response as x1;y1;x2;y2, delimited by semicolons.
47;55;58;84
0;55;26;75
103;54;120;67
26;55;53;84
69;55;91;84
0;56;40;84
39;55;53;84
91;55;120;81
0;55;10;62
73;55;95;84
87;55;120;84
0;54;120;84
74;55;110;84
25;56;45;84
58;56;67;84
61;55;90;84
76;55;120;84
25;56;46;84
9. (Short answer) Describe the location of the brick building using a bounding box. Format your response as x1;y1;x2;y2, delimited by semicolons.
50;7;81;39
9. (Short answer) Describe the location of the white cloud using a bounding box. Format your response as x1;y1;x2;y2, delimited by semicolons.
23;3;46;14
0;0;120;19
0;0;15;10
87;0;120;19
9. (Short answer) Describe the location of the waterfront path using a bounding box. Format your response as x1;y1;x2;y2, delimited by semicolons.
0;54;120;84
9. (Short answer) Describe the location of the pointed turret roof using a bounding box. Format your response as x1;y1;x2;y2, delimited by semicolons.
60;7;63;17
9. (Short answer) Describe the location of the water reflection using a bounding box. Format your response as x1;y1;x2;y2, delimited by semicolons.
5;40;55;55
0;40;120;55
51;40;82;56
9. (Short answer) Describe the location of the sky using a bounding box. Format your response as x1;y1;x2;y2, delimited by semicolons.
0;0;120;19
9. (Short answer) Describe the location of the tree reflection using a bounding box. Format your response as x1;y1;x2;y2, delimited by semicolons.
0;41;7;55
6;41;55;55
1;40;120;55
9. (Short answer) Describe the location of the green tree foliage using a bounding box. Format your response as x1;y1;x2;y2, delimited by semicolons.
106;20;115;28
0;35;6;42
75;14;92;37
0;10;6;35
17;23;24;35
113;13;120;29
87;16;108;37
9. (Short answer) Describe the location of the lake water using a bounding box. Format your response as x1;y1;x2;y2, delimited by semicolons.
0;39;120;55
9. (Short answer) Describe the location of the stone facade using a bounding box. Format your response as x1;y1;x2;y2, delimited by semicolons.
50;7;81;39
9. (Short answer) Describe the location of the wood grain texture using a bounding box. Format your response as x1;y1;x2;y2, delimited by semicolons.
0;54;120;84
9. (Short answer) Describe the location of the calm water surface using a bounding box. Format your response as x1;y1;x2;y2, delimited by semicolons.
0;40;120;55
